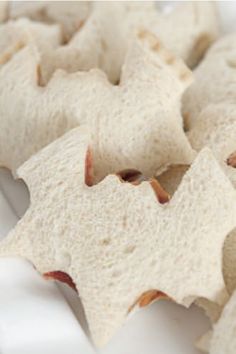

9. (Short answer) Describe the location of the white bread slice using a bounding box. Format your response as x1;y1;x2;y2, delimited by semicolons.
10;1;91;41
0;127;236;346
157;163;235;319
182;42;236;298
155;159;236;354
158;166;236;298
206;32;236;57
183;34;236;129
0;31;195;181
210;289;236;354
0;18;61;66
38;2;160;84
144;1;219;68
13;2;219;84
157;162;236;324
182;42;236;295
39;2;129;85
187;104;236;188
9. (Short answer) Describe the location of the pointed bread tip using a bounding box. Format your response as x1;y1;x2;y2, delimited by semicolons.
137;29;193;86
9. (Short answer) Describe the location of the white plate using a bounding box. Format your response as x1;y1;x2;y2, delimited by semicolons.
0;2;236;354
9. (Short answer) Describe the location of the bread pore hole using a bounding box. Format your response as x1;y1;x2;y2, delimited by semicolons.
226;151;236;168
100;238;111;246
112;270;122;278
124;244;136;254
117;169;144;183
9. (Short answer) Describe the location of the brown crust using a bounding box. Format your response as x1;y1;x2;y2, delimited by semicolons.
0;41;24;66
149;178;170;204
129;290;168;312
36;64;44;87
44;271;77;291
137;29;192;84
85;147;94;186
117;169;169;204
189;34;212;68
138;29;162;52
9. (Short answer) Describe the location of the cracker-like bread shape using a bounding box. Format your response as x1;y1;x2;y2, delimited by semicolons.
158;162;236;324
183;38;236;300
183;41;236;180
183;34;236;130
9;2;219;84
158;162;236;326
147;1;219;68
0;18;61;66
0;31;194;181
10;1;91;41
0;127;236;346
187;104;236;187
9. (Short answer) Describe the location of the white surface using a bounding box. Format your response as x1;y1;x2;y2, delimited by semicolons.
0;2;236;354
0;258;94;354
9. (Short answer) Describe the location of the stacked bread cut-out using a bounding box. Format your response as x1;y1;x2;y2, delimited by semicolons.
0;2;235;351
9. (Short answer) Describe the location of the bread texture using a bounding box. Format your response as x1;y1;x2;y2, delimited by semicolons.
187;104;236;187
158;165;236;299
0;18;61;66
181;34;236;353
0;127;236;346
146;1;219;68
182;49;236;298
183;34;236;130
182;34;236;303
182;40;236;299
9;2;219;84
157;162;236;324
157;162;236;327
10;1;91;41
0;30;195;181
